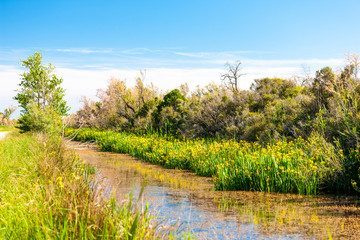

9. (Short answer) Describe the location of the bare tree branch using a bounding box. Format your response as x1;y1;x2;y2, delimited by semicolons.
221;60;245;93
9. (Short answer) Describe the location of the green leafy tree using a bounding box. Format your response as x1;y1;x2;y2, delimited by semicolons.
152;89;186;134
14;52;69;115
14;52;69;133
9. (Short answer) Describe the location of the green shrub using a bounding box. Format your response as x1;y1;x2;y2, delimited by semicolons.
17;102;62;135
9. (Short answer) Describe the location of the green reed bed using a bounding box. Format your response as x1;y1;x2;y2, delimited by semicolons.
0;132;162;239
65;128;344;195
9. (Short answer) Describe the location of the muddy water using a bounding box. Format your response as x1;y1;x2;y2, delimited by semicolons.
72;143;360;240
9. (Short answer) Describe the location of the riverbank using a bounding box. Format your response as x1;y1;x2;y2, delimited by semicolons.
0;126;15;132
0;133;163;239
65;128;355;195
72;142;360;239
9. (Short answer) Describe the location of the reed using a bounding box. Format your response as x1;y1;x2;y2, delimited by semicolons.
65;128;344;195
0;132;161;239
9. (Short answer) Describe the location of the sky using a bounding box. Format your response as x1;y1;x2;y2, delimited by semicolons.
1;0;360;116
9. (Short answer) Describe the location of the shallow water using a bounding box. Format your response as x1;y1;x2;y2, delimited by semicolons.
72;143;360;239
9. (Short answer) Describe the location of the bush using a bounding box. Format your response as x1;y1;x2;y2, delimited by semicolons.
17;102;62;135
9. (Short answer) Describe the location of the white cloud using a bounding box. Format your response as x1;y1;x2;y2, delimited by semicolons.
0;65;22;117
245;58;344;67
173;52;208;58
120;48;155;55
173;50;273;59
0;56;347;118
55;48;113;54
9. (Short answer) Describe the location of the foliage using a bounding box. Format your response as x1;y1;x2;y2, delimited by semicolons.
65;128;347;195
312;66;337;109
0;126;15;132
17;101;63;134
0;132;160;239
71;74;159;131
152;89;186;134
14;52;70;133
70;55;360;194
14;52;69;115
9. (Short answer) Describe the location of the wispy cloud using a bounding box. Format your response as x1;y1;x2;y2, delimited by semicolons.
119;48;155;55
0;47;346;71
173;52;207;58
245;58;344;67
54;48;113;54
0;47;349;116
173;50;273;59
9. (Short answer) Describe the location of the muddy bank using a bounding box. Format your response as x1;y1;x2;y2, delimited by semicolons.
71;142;360;239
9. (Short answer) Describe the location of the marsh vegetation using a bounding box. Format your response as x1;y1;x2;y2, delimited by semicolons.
2;51;360;239
68;54;360;195
74;144;360;239
0;53;180;239
0;133;163;239
66;128;343;195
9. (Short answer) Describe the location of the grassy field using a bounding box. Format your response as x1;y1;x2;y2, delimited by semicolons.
65;128;350;195
0;132;166;239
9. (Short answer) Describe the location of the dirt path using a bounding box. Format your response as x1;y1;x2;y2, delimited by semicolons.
0;131;10;140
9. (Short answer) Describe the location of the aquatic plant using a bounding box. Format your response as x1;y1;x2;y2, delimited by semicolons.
66;128;344;195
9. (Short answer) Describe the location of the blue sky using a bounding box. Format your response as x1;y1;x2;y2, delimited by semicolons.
1;0;360;115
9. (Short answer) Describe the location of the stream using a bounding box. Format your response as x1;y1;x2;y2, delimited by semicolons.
72;143;360;239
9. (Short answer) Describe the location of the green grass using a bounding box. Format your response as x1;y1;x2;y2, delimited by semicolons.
0;125;15;132
0;132;164;239
65;128;346;195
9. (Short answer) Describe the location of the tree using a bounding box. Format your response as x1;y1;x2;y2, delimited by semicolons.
345;53;360;82
99;74;157;129
312;66;336;108
14;52;69;115
73;72;160;130
221;61;245;93
14;52;69;133
17;102;62;134
2;105;17;119
152;89;186;134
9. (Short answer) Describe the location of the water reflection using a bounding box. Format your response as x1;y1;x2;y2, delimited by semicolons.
73;144;360;239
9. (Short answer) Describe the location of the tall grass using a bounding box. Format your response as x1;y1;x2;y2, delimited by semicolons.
0;132;160;239
0;125;15;132
65;128;344;195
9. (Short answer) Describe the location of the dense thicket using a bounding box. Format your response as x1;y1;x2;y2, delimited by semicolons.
69;55;360;194
71;55;360;150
